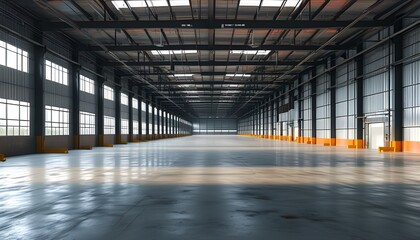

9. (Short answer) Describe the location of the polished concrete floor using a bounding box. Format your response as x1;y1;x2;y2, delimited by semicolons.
1;135;420;239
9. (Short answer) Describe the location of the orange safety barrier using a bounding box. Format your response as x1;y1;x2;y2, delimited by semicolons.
378;147;395;152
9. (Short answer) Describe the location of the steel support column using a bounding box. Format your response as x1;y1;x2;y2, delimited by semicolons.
311;68;317;144
330;55;337;146
356;44;364;148
271;96;275;136
34;44;46;153
145;95;150;140
97;73;105;146
128;90;134;142
393;19;404;152
115;77;122;144
298;75;303;143
72;62;81;149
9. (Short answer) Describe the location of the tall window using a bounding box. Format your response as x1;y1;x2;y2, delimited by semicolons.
0;40;28;72
142;122;146;134
121;93;128;106
121;118;129;134
104;116;115;134
45;60;68;85
104;85;114;101
132;98;138;109
45;105;69;136
0;98;30;136
141;101;146;111
133;120;139;134
80;111;95;135
80;75;95;94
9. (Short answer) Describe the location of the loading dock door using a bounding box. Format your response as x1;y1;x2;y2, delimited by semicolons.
368;123;385;150
282;122;287;137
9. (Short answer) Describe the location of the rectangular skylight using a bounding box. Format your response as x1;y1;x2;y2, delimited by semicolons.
262;0;283;7
151;50;197;55
230;50;271;55
172;74;194;77
170;0;190;6
239;0;300;7
112;0;189;9
226;74;251;78
239;0;262;6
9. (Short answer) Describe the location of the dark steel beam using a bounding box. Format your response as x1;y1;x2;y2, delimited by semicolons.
41;20;391;31
105;61;313;67
138;81;284;85
120;72;290;76
160;87;273;91
81;44;347;51
157;94;267;98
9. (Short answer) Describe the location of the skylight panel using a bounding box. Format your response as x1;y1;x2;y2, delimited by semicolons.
147;0;168;7
239;0;300;7
127;1;148;7
151;50;197;55
239;0;261;6
112;0;189;9
170;0;190;6
261;0;283;7
112;1;128;9
226;74;251;78
284;0;301;7
172;74;194;78
230;50;270;55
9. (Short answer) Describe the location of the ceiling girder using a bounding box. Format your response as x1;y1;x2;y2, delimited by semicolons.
105;61;313;67
41;19;391;30
121;72;290;76
81;44;348;51
137;81;285;85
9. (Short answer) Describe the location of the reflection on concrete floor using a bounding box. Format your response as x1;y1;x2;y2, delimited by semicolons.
1;136;420;240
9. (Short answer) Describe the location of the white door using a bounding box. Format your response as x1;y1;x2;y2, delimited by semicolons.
369;123;384;149
282;122;287;136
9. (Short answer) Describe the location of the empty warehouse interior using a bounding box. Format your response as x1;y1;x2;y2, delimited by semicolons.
1;0;420;239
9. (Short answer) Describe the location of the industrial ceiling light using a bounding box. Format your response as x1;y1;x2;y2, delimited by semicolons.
179;84;193;88
151;50;197;55
222;90;241;94
230;50;270;55
226;74;251;78
172;74;194;77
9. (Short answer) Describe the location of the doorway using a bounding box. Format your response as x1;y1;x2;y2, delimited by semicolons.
367;123;385;150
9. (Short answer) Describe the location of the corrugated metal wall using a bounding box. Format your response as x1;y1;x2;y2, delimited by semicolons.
403;18;420;142
335;57;356;142
193;118;237;135
363;29;393;116
315;64;331;140
0;26;35;155
302;74;312;140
